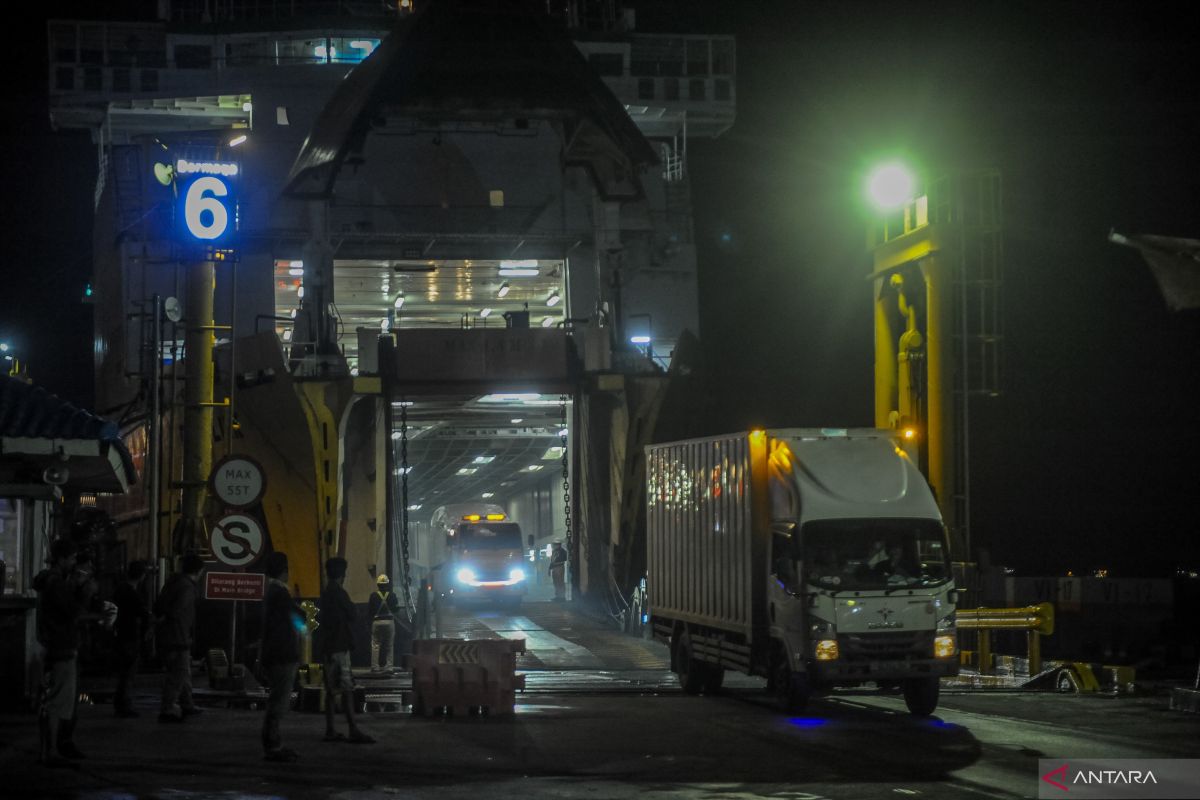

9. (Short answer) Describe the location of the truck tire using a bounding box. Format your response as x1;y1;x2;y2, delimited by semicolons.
903;677;940;716
675;632;706;695
704;666;725;694
771;652;810;712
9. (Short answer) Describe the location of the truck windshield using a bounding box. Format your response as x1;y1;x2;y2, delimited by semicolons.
453;522;522;551
802;518;951;591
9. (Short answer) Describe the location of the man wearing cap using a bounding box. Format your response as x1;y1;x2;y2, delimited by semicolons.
367;574;401;672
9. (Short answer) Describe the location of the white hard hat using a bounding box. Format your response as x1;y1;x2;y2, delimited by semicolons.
376;573;390;585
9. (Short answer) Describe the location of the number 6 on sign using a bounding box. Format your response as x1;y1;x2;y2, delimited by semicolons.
184;176;230;240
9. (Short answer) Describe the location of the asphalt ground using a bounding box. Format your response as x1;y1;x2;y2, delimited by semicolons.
1;601;1196;800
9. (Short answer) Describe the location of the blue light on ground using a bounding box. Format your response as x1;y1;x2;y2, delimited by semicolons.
788;717;827;728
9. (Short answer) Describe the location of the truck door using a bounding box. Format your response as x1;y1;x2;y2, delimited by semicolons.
768;523;806;644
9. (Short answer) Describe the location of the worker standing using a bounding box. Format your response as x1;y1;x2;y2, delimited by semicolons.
367;574;401;672
549;542;567;602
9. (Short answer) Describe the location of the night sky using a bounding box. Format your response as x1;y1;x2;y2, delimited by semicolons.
3;1;1198;577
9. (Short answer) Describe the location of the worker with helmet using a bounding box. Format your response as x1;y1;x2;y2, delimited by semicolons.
367;573;401;672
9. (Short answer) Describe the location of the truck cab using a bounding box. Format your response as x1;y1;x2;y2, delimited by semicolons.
766;431;958;714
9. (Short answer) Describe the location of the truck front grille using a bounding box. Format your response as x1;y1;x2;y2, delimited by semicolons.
838;631;932;661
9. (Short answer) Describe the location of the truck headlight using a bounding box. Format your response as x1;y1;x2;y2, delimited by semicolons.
509;568;526;583
934;634;956;659
814;639;839;661
456;567;477;584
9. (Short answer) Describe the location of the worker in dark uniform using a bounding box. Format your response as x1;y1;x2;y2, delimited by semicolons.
367;574;401;672
549;542;568;601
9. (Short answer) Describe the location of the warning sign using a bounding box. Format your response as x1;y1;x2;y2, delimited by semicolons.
204;571;266;601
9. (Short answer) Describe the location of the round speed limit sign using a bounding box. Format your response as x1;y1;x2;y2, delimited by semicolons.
211;513;265;568
210;455;265;509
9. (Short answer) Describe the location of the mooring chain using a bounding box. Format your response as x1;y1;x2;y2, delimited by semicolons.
559;394;572;559
399;399;414;615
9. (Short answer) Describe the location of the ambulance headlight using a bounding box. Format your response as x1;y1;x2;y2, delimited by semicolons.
509;568;526;583
456;567;477;584
814;639;839;661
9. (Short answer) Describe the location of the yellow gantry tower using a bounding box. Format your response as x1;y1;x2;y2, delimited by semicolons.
867;168;1002;558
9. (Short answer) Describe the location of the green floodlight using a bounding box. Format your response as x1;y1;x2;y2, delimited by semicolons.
866;161;916;212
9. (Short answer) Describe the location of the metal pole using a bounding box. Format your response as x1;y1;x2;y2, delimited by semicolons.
227;259;237;457
175;260;216;556
149;295;162;577
959;221;972;561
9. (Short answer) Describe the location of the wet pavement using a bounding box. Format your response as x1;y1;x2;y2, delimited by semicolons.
1;600;1196;800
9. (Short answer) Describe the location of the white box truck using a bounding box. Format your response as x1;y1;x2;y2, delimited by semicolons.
646;428;959;715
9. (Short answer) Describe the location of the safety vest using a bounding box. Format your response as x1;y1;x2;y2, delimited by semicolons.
374;590;393;619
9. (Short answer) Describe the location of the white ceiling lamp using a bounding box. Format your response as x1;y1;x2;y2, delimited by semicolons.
394;293;405;309
229;134;248;147
479;308;493;318
456;467;478;476
524;464;544;472
541;316;554;328
481;492;495;499
472;455;496;464
380;317;391;332
496;282;511;298
510;418;524;424
479;393;541;403
546;290;561;307
391;431;402;440
407;503;422;511
499;259;539;277
628;313;652;344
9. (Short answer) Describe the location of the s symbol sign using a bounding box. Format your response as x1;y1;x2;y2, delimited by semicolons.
211;513;265;568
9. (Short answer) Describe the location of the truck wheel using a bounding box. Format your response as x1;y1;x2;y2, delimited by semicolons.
675;632;705;695
771;653;810;712
704;666;725;694
903;677;940;716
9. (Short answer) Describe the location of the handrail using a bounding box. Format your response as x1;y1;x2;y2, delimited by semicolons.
956;602;1055;675
957;602;1054;635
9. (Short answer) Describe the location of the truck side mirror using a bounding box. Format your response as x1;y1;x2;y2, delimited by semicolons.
948;589;960;605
